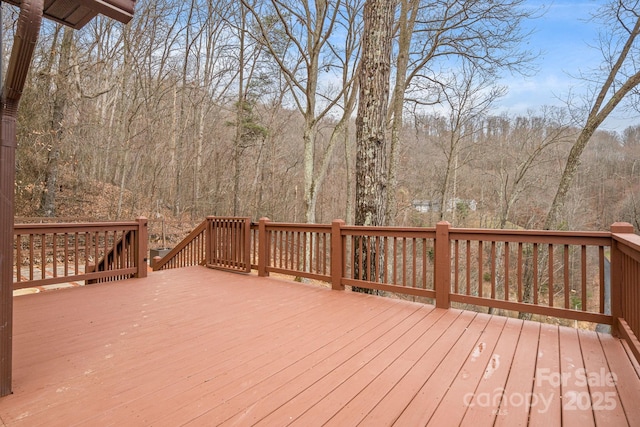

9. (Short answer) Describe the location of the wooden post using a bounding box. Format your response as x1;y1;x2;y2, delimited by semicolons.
135;216;148;278
435;221;451;309
0;0;45;397
0;118;15;398
610;222;634;337
205;216;214;267
258;217;270;277
242;217;251;273
331;220;345;290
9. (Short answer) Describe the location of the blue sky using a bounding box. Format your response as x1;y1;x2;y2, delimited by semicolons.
494;0;640;131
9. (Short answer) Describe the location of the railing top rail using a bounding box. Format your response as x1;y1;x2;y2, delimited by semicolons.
263;222;332;232
206;216;251;221
341;224;436;231
612;231;640;252
450;227;611;238
14;221;140;234
450;228;612;246
341;224;437;233
340;228;437;239
152;219;208;271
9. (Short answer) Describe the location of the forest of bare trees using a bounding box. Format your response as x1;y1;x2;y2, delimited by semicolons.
4;0;640;233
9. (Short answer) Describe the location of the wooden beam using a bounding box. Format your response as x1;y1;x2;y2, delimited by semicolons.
1;0;44;397
2;0;135;29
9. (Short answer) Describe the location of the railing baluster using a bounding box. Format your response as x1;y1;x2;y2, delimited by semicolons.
40;233;46;280
15;235;21;283
599;246;605;314
466;241;471;296
392;237;397;285
478;240;483;298
411;238;417;288
533;243;539;305
451;240;456;294
52;232;58;278
517;242;523;302
564;244;570;309
548;243;554;308
64;233;69;277
581;245;587;311
401;237;406;287
504;241;510;302
490;241;496;300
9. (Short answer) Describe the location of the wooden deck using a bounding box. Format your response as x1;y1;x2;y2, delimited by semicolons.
1;266;639;426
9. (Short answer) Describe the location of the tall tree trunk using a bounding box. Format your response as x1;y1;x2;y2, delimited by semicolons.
354;0;395;293
233;6;247;216
303;123;317;223
386;0;418;224
40;27;73;217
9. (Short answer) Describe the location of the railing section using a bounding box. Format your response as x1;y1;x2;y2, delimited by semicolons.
258;219;332;282
339;225;437;299
206;217;251;273
13;217;147;289
448;226;612;324
87;228;135;284
152;220;207;271
611;223;640;362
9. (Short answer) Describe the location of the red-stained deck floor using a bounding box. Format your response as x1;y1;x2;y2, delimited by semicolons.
1;266;639;426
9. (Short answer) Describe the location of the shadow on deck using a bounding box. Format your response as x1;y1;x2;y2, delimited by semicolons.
1;266;639;426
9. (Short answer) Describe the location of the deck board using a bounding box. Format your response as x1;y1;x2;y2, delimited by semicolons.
1;266;638;426
559;326;595;427
459;316;524;426
578;329;627;426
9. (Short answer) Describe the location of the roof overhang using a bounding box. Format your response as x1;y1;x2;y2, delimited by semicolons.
2;0;135;29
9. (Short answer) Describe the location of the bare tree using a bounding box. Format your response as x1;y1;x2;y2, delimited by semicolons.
353;0;395;294
241;0;358;223
386;0;536;223
545;0;640;229
435;66;504;225
39;26;77;217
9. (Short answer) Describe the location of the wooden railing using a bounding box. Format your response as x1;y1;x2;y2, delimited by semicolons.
151;219;207;271
250;219;613;321
256;221;332;281
447;224;612;324
610;223;640;363
206;217;251;273
339;223;437;298
153;217;252;273
13;217;147;289
86;228;135;284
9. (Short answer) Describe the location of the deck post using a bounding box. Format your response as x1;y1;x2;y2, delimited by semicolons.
434;221;451;309
205;216;214;267
242;217;251;273
135;217;148;278
258;217;270;277
0;0;45;397
610;222;634;337
331;220;345;290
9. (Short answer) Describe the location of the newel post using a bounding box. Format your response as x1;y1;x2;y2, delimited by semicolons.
610;222;634;337
331;219;345;290
258;217;270;277
435;221;451;309
136;216;148;278
205;216;214;267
